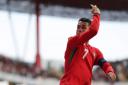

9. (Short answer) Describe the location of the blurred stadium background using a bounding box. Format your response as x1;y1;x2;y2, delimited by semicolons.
0;0;128;85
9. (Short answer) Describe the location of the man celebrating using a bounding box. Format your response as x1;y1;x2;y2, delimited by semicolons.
60;5;116;85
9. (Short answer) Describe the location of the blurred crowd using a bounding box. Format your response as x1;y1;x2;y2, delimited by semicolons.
0;54;128;82
0;54;43;78
0;54;62;79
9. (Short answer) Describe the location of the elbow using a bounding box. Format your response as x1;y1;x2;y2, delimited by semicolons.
90;16;100;34
91;27;98;36
90;22;100;35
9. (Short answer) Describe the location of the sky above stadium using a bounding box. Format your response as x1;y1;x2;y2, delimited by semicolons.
0;11;128;63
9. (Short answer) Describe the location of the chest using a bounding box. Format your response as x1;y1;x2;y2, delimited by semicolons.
77;45;97;60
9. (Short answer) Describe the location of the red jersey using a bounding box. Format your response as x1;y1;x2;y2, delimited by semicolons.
60;14;114;85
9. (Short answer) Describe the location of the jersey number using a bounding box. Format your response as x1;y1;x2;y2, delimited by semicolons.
83;48;89;59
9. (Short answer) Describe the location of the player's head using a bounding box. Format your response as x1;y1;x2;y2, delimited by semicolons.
76;18;91;35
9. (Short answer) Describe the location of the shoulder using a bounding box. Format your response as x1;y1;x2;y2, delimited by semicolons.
91;46;101;52
68;35;78;41
90;46;103;56
91;46;99;51
68;36;73;40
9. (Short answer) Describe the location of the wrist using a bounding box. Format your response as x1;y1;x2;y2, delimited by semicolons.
93;13;100;15
92;10;100;15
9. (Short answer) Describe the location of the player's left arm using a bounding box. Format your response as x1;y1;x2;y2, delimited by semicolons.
94;48;116;81
99;59;116;81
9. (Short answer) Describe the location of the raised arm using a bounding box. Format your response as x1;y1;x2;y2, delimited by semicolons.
67;5;101;49
78;5;100;43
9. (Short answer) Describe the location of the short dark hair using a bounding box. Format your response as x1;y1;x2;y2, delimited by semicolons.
79;18;91;25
